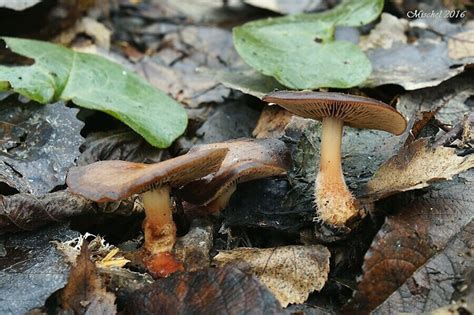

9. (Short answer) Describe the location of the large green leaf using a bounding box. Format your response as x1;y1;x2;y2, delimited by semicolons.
233;0;383;89
0;37;187;148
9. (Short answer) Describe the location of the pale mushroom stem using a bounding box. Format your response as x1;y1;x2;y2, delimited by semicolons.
205;183;237;215
315;117;358;226
142;186;177;255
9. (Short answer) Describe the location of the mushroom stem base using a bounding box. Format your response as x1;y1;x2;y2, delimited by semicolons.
142;187;177;255
314;173;359;226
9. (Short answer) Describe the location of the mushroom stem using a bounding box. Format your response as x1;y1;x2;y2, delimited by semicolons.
142;186;177;255
205;183;237;215
315;117;358;226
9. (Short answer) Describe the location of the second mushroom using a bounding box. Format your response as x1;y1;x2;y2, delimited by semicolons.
263;91;407;227
66;147;228;275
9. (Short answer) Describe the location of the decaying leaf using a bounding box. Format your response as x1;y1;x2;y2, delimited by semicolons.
136;26;241;108
77;130;166;166
373;220;474;314
214;245;330;307
396;74;473;126
359;13;408;51
364;16;474;89
60;242;116;314
345;170;474;313
199;67;285;99
0;224;79;315
366;138;474;200
124;265;283;314
0;191;143;234
0;99;84;195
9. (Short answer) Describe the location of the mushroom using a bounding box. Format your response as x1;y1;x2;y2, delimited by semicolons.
262;91;407;226
179;138;291;215
66;148;228;260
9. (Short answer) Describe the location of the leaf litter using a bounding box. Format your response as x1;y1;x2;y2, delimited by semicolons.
0;1;474;314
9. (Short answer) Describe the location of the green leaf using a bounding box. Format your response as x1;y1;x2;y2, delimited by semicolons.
233;0;383;89
0;37;187;148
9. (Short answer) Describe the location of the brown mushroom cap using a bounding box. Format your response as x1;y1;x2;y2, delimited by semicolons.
263;91;407;135
66;148;228;203
179;138;291;205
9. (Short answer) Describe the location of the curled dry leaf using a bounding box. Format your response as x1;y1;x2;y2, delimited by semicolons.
373;220;474;314
0;99;84;195
60;242;116;314
345;170;474;313
123;265;283;314
214;245;330;307
366;138;474;200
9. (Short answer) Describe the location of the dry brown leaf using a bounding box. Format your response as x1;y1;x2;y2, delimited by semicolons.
214;245;330;307
366;138;474;200
60;242;117;314
124;265;283;314
345;170;474;314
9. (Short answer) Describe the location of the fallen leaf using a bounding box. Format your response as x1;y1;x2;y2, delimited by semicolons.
359;13;408;51
373;220;474;314
364;16;474;89
0;98;84;195
0;224;79;315
54;17;112;50
136;26;241;108
244;0;327;14
199;67;285;99
176;102;260;152
77;130;166;165
0;37;187;148
214;245;330;307
0;191;142;234
366;138;474;200
60;242;116;314
123;265;283;314
344;170;474;313
396;74;473;126
233;0;383;89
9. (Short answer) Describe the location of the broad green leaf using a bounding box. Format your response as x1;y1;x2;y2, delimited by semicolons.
0;37;187;148
233;0;383;89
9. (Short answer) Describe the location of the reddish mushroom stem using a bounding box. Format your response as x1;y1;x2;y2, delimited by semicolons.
142;187;177;255
315;117;358;226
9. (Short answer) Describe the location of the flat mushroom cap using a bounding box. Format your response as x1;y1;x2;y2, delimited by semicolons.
263;91;407;135
66;148;228;203
179;138;291;205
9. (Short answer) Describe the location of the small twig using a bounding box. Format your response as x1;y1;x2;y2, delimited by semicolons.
434;112;473;147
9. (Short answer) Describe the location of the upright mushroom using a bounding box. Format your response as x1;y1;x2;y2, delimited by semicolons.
66;148;228;259
263;91;407;226
179;138;291;214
